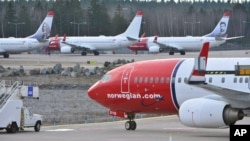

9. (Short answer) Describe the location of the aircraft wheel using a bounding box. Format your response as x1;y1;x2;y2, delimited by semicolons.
3;53;9;58
180;51;185;55
130;121;137;130
125;121;131;130
169;51;174;55
81;51;87;56
125;121;137;130
94;51;99;56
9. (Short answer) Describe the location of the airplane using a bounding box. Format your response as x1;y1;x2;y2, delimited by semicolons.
128;12;244;55
0;11;54;58
47;10;143;56
88;42;250;130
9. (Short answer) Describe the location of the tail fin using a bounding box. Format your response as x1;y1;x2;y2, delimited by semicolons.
117;10;143;40
188;42;209;84
204;12;230;37
27;11;54;40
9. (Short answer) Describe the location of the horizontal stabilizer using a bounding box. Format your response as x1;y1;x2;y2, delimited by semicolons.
226;36;244;40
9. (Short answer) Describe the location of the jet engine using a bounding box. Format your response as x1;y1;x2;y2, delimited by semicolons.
60;46;74;53
148;46;162;53
179;98;244;128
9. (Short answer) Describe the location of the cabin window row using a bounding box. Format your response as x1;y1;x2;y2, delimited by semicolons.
133;77;171;84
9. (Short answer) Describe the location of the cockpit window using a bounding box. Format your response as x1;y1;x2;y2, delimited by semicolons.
101;74;111;82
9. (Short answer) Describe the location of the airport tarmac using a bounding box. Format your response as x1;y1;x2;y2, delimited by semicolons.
1;115;249;141
1;50;250;70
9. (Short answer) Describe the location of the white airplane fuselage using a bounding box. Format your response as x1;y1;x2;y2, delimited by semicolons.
61;36;136;51
0;38;48;53
147;36;226;51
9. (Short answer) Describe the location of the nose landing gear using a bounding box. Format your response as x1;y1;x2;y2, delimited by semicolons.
125;113;137;130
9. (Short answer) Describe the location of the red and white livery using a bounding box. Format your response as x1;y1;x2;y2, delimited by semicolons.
88;42;250;130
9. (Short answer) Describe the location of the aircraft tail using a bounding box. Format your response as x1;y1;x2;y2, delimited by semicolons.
188;42;209;84
117;10;143;40
27;11;54;40
204;12;230;38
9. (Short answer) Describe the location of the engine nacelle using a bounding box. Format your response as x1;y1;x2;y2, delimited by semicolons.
148;46;162;53
60;46;74;53
179;98;244;128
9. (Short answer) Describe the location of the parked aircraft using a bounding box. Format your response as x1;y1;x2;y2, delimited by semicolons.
128;12;243;55
88;42;250;130
0;11;54;58
47;10;143;56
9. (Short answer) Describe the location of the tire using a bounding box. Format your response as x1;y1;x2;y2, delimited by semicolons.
125;121;131;130
180;51;185;55
169;51;174;55
81;51;87;56
130;121;137;130
34;122;41;132
6;123;18;133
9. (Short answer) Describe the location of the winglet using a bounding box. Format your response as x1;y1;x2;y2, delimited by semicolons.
188;42;209;84
153;35;158;43
63;34;66;42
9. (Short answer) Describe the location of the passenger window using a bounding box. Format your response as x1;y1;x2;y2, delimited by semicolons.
134;77;138;84
160;77;164;83
233;78;237;83
139;77;143;83
178;77;181;83
166;77;170;83
239;78;243;83
172;77;175;83
144;77;148;83
155;77;159;83
209;77;212;83
221;77;225;83
245;77;249;83
149;77;153;83
184;77;188;83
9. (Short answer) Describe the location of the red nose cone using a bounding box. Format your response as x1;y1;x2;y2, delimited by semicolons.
87;82;99;100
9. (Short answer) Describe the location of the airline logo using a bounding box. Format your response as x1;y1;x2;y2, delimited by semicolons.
121;66;134;93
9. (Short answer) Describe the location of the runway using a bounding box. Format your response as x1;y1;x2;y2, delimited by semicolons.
0;115;242;141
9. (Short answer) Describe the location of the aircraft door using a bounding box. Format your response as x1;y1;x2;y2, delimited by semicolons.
121;66;134;93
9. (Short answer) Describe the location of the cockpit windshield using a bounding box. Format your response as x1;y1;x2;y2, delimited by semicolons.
101;74;111;82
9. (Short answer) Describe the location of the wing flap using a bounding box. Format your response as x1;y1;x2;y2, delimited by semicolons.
61;41;95;51
198;83;249;100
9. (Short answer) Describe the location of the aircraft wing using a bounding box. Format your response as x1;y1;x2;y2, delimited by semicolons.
153;36;183;50
193;84;249;101
38;39;50;43
61;41;96;51
153;41;183;50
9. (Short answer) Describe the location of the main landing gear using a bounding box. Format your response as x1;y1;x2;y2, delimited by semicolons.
125;113;137;130
169;50;185;55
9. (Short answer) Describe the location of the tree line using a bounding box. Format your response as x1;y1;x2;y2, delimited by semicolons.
0;0;250;45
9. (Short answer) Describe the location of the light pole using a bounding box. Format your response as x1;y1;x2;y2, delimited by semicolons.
184;21;200;36
70;22;86;36
8;22;25;37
